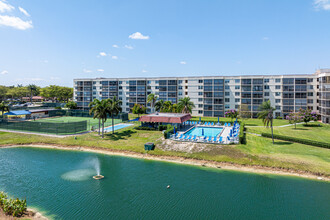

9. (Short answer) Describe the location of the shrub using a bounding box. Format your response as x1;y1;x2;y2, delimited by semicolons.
134;126;156;131
239;122;246;144
261;133;330;149
164;125;176;139
276;116;283;119
0;191;27;217
158;125;167;131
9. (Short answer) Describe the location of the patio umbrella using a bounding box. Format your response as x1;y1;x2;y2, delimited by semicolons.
173;126;176;134
202;128;204;136
218;117;219;123
199;117;201;123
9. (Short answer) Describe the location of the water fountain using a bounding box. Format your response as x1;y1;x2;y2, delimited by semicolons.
91;157;104;180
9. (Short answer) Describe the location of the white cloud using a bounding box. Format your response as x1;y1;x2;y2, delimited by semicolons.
111;56;118;60
99;52;107;56
83;69;92;73
112;44;119;48
262;37;269;40
97;69;104;72
314;0;330;10
129;32;150;40
0;15;33;30
124;45;134;50
18;6;30;17
0;70;8;75
0;1;14;13
180;61;186;65
142;69;147;73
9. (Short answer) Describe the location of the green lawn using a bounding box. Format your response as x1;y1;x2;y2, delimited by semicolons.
248;122;330;143
0;122;329;176
190;116;290;126
36;116;122;130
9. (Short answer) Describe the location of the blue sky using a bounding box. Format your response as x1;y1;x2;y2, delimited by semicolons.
0;0;330;86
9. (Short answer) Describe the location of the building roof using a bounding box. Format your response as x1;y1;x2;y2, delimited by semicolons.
139;113;192;124
29;109;56;113
22;96;45;100
4;110;31;116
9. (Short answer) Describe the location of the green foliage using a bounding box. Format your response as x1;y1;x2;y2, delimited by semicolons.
55;106;62;110
239;123;246;144
40;85;73;102
177;97;195;113
163;124;176;139
0;191;27;217
225;109;239;121
132;104;146;116
134;126;156;131
147;93;158;111
261;133;330;149
158;124;167;131
65;101;78;109
298;108;318;125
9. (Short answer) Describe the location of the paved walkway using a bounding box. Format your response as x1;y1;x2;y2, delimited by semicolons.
0;129;90;138
245;122;304;128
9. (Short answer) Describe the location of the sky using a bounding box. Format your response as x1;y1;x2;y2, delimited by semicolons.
0;0;330;87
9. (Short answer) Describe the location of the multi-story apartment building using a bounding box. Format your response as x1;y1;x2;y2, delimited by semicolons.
73;69;330;123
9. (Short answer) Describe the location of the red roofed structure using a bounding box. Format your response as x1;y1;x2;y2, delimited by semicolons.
139;113;191;124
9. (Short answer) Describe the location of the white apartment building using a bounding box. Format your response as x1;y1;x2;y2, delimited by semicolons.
73;69;330;123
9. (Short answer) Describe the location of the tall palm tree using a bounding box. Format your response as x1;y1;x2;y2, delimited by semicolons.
108;96;122;134
89;99;102;135
155;99;165;112
177;97;195;114
257;100;276;144
147;93;158;113
0;101;9;118
163;101;173;112
27;84;38;103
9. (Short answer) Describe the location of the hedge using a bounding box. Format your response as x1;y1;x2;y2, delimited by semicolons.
239;122;246;144
164;125;176;139
134;126;156;131
261;133;330;149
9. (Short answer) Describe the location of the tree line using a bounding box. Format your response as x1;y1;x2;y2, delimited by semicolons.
0;84;73;102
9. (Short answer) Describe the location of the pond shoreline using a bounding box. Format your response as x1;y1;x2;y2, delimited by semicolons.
1;144;329;182
0;207;47;220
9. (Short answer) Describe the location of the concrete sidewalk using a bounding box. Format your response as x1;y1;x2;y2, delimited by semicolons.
0;129;90;138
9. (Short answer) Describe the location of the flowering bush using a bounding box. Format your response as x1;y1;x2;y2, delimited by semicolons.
225;109;239;121
286;112;303;129
298;108;318;125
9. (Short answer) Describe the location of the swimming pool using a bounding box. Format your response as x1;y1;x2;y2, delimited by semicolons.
104;124;133;132
184;126;223;137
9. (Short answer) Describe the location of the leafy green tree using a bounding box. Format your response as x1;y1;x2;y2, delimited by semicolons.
177;97;195;114
89;99;102;135
40;85;73;102
239;104;252;119
65;101;78;109
0;101;9;118
257;100;275;144
27;84;39;103
108;96;122;134
132;104;146;118
147;93;158;113
163;101;173;112
155;99;165;112
0;86;8;102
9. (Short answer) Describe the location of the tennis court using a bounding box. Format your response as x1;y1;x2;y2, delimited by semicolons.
36;116;122;130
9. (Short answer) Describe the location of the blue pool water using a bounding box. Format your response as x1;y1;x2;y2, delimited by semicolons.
104;124;133;132
185;126;223;137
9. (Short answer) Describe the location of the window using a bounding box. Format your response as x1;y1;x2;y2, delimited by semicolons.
264;79;269;83
119;91;122;95
198;104;203;108
198;86;203;90
235;98;240;102
309;85;313;89
235;79;240;83
155;80;159;84
225;79;230;83
275;79;281;83
178;91;183;96
264;92;269;96
264;98;269;102
225;92;230;96
307;99;313;104
178;86;182;90
198;92;203;96
235;92;240;96
225;104;230;109
155;86;159;89
235;105;240;109
308;92;313;96
225;98;230;102
307;78;313;83
264;85;269;89
198;98;203;102
198;80;203;83
275;92;280;96
275;85;281;89
225;85;230;89
235;85;240;89
147;81;151;84
198;110;203;114
275;99;280;103
178;80;183;84
276;106;281;110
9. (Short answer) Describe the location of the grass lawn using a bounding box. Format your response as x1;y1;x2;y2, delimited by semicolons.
36;116;122;130
190;116;290;126
0;122;329;176
248;122;330;143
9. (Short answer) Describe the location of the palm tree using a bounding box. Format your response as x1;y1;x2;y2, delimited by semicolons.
155;99;165;112
108;96;122;134
147;93;158;113
257;100;276;144
177;97;195;114
27;84;38;103
89;99;102;136
0;101;9;118
163;101;173;112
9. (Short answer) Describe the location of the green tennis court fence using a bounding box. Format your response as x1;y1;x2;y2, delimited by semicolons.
0;120;87;135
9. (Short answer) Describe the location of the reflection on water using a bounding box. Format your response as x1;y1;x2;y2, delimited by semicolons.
61;169;96;182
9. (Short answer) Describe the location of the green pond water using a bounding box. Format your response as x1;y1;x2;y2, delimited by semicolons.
0;147;329;220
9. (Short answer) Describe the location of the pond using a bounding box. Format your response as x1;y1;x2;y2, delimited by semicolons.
0;147;329;219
